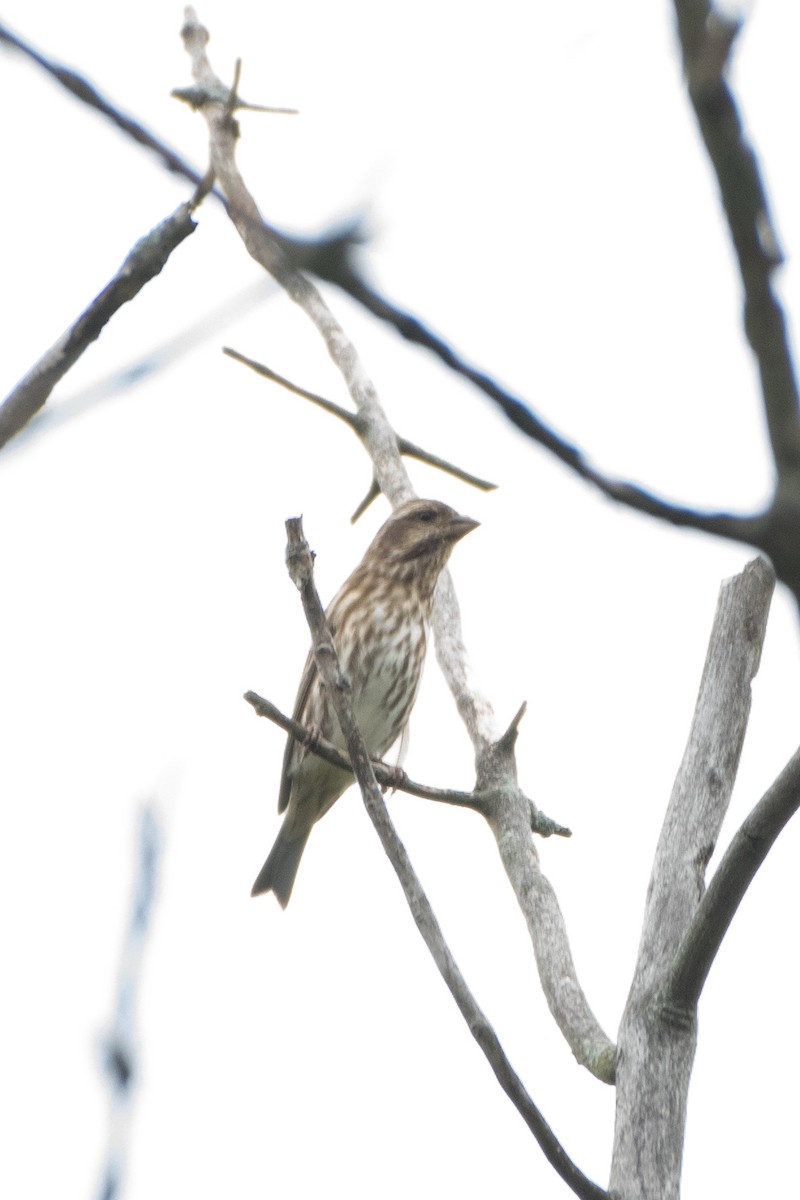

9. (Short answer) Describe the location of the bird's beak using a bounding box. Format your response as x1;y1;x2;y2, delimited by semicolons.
447;514;480;543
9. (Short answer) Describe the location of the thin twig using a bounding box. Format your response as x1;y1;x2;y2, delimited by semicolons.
96;806;161;1200
223;348;497;496
0;20;365;284
308;261;766;518
244;690;570;835
283;518;607;1200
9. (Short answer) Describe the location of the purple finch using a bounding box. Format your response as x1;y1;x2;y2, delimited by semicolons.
251;498;478;906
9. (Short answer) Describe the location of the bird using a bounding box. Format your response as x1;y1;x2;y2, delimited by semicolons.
251;498;479;906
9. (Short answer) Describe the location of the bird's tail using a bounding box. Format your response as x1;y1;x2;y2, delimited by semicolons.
251;828;310;907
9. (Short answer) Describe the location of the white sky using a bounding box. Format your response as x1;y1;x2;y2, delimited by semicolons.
1;2;799;1198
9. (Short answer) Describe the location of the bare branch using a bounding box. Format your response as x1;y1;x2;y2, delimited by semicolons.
180;7;610;1078
9;14;798;599
0;22;207;188
672;2;800;490
610;556;775;1198
223;348;498;498
0;203;196;450
244;689;570;835
0;20;368;288
666;743;800;1012
282;518;608;1200
96;806;161;1200
172;82;297;115
630;556;774;994
350;478;382;522
179;7;414;507
8;282;275;452
304;253;784;539
474;708;616;1083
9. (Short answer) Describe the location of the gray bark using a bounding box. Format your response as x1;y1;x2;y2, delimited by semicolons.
609;557;774;1198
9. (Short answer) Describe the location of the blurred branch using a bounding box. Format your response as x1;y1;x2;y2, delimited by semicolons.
10;280;275;451
9;14;800;600
96;806;161;1200
244;689;569;836
673;3;800;494
223;348;498;501
610;556;774;1195
293;248;775;535
282;517;607;1200
0;22;207;187
0;19;368;284
0;203;197;450
180;6;613;1080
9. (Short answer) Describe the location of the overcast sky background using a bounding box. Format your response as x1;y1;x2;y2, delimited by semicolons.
2;2;799;1197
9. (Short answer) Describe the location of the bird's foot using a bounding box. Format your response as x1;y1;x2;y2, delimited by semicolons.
301;723;323;752
375;762;408;794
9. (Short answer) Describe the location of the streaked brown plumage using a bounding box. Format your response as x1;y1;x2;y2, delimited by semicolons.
251;498;478;906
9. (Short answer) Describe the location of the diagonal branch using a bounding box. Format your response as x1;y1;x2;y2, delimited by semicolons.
0;202;197;450
11;14;800;599
179;7;414;508
283;517;608;1200
0;22;207;188
672;2;800;490
244;689;570;836
610;555;775;1197
223;348;498;499
180;5;614;1080
0;20;367;288
665;742;800;1012
290;255;784;552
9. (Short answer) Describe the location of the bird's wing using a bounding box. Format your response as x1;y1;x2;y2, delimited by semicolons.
277;647;318;814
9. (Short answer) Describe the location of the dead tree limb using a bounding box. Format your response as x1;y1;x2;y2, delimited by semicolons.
181;6;614;1079
0;204;196;450
282;517;608;1200
609;556;775;1199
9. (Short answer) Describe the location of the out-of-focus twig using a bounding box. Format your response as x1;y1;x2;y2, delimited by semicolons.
96;805;161;1200
0;22;207;186
0;20;368;284
10;281;275;451
673;3;800;492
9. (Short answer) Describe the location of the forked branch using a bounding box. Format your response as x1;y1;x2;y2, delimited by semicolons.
244;689;570;836
181;5;614;1080
610;556;775;1198
223;347;497;503
282;517;608;1200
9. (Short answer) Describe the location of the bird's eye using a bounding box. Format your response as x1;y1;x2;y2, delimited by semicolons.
416;509;437;523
